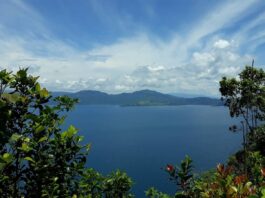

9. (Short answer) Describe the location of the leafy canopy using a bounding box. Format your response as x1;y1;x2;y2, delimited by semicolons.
0;68;133;198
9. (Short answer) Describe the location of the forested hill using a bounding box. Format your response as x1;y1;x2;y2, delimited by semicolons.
52;89;222;106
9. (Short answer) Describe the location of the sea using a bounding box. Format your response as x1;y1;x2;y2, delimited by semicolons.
65;105;242;197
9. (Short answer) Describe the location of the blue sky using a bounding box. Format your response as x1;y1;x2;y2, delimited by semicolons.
0;0;265;96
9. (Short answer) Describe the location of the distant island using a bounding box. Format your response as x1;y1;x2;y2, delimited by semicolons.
53;89;223;106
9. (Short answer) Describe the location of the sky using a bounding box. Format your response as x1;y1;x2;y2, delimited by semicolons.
0;0;265;96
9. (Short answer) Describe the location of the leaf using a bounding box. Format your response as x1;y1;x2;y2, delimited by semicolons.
76;136;84;142
0;99;5;107
230;186;237;193
244;181;252;188
2;153;13;163
23;137;30;143
24;157;35;163
38;136;48;143
262;188;265;196
35;83;41;92
86;143;91;151
9;133;21;142
68;125;78;136
53;177;58;182
248;195;259;198
2;93;21;103
20;143;32;152
40;88;49;98
62;125;78;139
35;125;45;133
17;68;27;78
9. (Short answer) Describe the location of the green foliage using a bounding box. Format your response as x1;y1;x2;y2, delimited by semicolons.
103;170;134;198
146;156;194;198
78;168;134;198
147;65;265;198
153;154;265;198
220;65;265;175
165;155;193;196
2;65;265;198
249;124;265;155
219;65;265;146
194;158;265;198
79;168;105;197
145;187;173;198
220;66;265;124
0;68;133;197
0;68;85;197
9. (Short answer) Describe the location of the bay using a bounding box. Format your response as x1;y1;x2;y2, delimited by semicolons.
65;105;242;197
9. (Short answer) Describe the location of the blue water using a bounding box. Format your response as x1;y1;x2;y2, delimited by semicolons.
65;105;242;197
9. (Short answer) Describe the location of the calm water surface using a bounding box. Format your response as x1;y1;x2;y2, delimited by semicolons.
65;105;242;197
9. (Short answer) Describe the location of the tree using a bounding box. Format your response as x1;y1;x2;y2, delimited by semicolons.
219;62;265;153
0;68;88;197
0;68;133;197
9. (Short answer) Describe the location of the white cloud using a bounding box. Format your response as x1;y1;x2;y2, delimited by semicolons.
192;52;215;67
214;39;230;49
147;65;165;72
0;0;263;96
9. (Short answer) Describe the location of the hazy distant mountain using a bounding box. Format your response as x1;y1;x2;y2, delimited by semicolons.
170;92;214;98
52;89;223;106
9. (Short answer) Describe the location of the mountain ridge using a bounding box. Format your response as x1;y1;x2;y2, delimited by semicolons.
52;89;222;106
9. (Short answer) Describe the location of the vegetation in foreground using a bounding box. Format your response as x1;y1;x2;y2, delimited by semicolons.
146;64;265;198
0;64;265;197
0;68;133;197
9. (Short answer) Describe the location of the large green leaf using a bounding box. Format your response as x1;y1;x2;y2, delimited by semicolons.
2;93;21;103
9;133;21;143
2;153;13;163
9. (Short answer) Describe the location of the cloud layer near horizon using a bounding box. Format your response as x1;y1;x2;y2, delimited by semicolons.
0;0;265;96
